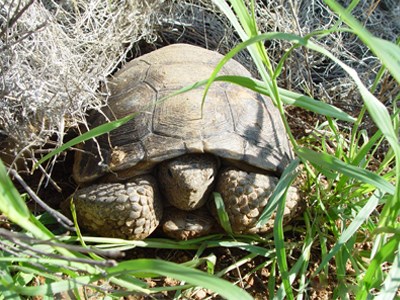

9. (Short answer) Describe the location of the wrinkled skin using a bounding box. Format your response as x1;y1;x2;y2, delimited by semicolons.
157;154;218;211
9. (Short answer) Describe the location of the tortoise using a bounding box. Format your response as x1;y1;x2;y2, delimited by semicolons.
71;43;300;240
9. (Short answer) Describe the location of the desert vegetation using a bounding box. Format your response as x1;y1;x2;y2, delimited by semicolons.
0;0;399;298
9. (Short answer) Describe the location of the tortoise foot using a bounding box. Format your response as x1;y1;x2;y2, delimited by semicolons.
72;175;162;240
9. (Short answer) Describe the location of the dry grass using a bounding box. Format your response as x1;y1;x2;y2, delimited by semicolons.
255;0;399;108
1;0;161;167
147;0;400;133
1;0;399;170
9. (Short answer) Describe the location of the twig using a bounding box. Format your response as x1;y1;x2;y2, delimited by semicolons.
0;228;124;261
0;0;35;38
8;168;75;230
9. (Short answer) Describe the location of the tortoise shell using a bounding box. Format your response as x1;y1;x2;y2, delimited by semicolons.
73;44;293;183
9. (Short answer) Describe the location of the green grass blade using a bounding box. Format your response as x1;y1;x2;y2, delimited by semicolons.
256;158;299;228
0;159;30;219
296;148;395;195
325;0;400;83
212;0;272;83
313;191;380;276
302;17;400;225
278;88;355;122
227;0;254;36
216;241;275;257
356;235;399;299
34;79;207;169
0;159;57;240
212;0;247;39
212;192;233;235
8;275;105;296
268;260;277;297
275;234;313;298
0;253;21;300
273;189;294;300
34;113;138;168
1;160;149;294
350;128;384;168
201;32;307;107
215;75;355;122
107;259;253;300
375;241;400;300
305;40;400;157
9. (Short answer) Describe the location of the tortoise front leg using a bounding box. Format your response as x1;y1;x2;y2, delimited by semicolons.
71;175;163;240
215;168;301;234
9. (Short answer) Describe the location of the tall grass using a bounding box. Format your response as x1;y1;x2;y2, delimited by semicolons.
211;0;399;298
1;0;399;299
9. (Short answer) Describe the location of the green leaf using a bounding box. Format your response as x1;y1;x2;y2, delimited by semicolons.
313;191;380;277
0;160;56;240
357;235;399;299
8;275;113;296
215;75;355;122
0;251;21;300
375;240;400;299
107;259;253;300
256;158;300;228
297;148;395;195
212;192;233;235
34;113;139;168
273;186;294;300
324;0;400;83
0;159;30;219
201;32;308;107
